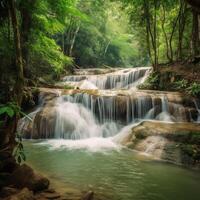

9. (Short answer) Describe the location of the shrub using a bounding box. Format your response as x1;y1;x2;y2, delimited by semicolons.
173;79;188;90
187;82;200;97
138;72;160;90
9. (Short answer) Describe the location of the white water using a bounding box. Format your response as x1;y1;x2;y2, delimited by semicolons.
62;67;151;90
54;97;120;139
19;67;200;153
36;138;121;152
194;100;200;122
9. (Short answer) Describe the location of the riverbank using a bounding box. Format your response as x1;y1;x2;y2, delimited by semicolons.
0;161;94;200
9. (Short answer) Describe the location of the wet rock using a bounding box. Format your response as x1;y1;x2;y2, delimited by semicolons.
121;121;200;167
82;191;94;200
10;164;49;192
35;191;61;200
0;186;19;197
31;106;57;139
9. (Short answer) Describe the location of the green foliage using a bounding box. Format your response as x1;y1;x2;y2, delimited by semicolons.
63;84;74;90
138;72;160;90
181;144;200;161
31;33;72;73
67;0;146;68
0;102;32;120
0;102;20;118
120;0;194;65
187;82;200;97
13;132;26;165
174;79;188;90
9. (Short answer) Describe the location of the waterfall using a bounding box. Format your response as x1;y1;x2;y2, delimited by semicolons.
18;67;200;141
60;93;191;124
62;67;151;90
194;100;200;122
54;97;120;139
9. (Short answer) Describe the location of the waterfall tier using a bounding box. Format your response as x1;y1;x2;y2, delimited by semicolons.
61;67;151;90
18;88;199;139
18;67;200;140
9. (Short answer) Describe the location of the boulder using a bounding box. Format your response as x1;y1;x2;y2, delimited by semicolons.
10;164;49;192
121;121;200;167
0;156;18;173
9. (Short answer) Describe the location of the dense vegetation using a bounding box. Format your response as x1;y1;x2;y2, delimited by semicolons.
121;0;200;69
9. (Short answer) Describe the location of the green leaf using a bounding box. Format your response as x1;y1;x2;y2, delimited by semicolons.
0;107;7;115
6;107;15;117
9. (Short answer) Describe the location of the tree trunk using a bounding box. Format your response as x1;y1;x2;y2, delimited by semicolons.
153;0;158;70
144;0;156;71
69;23;80;57
177;0;187;61
169;7;181;62
7;0;24;150
161;4;170;62
192;9;200;57
20;0;36;78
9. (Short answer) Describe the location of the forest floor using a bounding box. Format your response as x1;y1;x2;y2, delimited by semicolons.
158;62;200;83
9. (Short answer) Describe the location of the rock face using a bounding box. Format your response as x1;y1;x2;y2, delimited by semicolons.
10;164;49;192
121;121;200;167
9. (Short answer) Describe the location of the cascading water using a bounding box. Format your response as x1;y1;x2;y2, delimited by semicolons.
62;67;151;90
17;65;200;200
18;67;200;151
194;100;200;122
54;97;120;140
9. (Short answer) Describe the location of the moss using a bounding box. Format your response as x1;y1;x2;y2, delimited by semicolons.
167;132;200;144
134;131;148;140
63;85;74;90
189;132;200;144
180;144;200;161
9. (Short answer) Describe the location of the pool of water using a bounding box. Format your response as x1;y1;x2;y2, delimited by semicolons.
24;140;200;200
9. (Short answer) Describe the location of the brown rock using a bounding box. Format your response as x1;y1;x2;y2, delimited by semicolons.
10;164;49;192
0;186;19;197
4;188;34;200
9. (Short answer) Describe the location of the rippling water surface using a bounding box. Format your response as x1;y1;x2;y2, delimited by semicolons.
24;140;200;200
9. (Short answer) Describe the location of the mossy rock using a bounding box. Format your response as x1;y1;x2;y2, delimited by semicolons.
180;144;200;162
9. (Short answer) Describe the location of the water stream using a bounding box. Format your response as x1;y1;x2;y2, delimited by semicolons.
25;141;200;200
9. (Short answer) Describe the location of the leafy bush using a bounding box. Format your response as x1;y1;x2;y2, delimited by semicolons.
0;102;31;164
173;79;188;90
187;82;200;97
138;72;160;90
0;102;20;118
